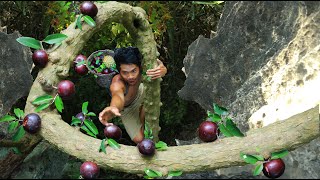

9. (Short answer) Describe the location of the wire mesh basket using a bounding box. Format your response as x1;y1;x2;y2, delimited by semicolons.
86;49;118;88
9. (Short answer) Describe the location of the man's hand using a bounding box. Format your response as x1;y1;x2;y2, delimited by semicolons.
99;106;121;126
146;59;167;80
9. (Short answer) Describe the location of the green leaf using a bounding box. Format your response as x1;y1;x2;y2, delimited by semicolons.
240;152;259;164
168;170;183;177
82;101;89;115
251;155;265;161
155;141;168;151
0;115;16;122
71;116;82;126
54;95;64;113
16;37;41;49
218;123;233;137
210;113;222;122
8;121;19;133
107;138;120;149
12;126;25;142
80;125;96;138
76;60;86;66
14;108;24;119
144;168;162;178
75;14;83;30
35;103;50;113
270;150;289;160
144;122;153;139
11;147;22;155
86;112;96;117
226;118;244;137
32;94;53;105
253;164;263;176
43;33;68;44
99;139;107;154
213;103;228;116
83;15;96;27
83;120;98;135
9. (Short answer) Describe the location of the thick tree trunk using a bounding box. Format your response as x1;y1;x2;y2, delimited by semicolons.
22;1;320;176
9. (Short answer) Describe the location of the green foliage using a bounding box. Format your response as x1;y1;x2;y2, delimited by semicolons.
144;122;153;140
31;94;65;113
143;168;183;179
240;150;289;176
75;14;96;30
46;1;77;32
70;102;99;138
0;108;28;142
16;33;68;50
98;137;121;154
155;141;168;151
144;168;162;179
207;103;244;137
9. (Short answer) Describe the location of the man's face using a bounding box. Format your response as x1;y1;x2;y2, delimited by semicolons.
119;64;140;86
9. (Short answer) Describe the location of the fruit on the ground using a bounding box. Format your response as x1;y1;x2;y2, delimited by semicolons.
137;138;155;156
32;50;48;68
57;80;75;100
74;54;88;75
80;161;100;179
198;120;219;142
76;112;86;122
80;1;98;18
23;113;41;134
103;125;122;140
262;158;285;178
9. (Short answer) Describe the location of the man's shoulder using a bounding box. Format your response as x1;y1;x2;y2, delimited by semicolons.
110;75;125;89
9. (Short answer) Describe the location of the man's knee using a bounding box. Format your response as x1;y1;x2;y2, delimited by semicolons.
133;134;144;144
132;128;144;144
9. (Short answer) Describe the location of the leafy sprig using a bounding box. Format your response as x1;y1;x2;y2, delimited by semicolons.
240;150;289;176
75;14;96;30
70;102;99;138
143;168;183;179
207;103;244;138
32;94;64;113
0;108;26;143
16;33;68;50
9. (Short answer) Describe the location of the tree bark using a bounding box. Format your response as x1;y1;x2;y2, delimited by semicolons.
22;1;320;176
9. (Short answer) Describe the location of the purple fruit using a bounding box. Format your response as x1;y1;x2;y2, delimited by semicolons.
57;80;75;100
80;161;100;179
103;125;122;141
198;121;219;142
263;158;285;178
80;1;98;18
137;139;155;156
32;50;48;68
23;113;41;134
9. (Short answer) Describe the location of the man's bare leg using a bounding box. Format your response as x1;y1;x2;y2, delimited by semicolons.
132;105;145;144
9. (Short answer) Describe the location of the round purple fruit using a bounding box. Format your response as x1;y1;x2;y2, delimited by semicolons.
23;113;41;134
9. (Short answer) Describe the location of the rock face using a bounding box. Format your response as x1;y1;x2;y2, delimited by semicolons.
178;1;320;179
0;31;33;117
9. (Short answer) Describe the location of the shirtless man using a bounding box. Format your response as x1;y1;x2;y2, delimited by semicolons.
98;47;167;144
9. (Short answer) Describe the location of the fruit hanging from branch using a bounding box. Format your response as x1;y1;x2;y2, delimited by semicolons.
22;113;42;134
80;161;100;179
73;54;88;75
80;1;98;18
57;80;76;100
32;50;49;68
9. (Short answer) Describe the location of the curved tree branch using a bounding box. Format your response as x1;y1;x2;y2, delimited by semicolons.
23;1;320;176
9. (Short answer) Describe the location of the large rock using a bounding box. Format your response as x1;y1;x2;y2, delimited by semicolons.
178;1;320;179
0;31;33;117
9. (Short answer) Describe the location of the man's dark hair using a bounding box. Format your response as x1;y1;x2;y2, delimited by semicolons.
113;47;142;72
